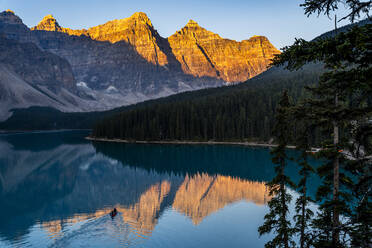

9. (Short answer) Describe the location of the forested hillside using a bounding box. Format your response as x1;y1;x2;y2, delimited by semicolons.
92;64;322;142
0;63;321;132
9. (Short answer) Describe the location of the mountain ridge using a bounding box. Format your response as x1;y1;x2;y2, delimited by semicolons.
29;11;280;81
32;12;170;66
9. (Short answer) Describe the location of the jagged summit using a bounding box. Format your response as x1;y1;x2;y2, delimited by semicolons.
243;35;270;43
172;19;221;40
32;14;62;32
248;35;268;40
43;14;54;19
0;9;23;24
89;12;153;31
129;12;152;26
42;14;57;22
185;19;199;27
168;23;279;82
81;11;167;65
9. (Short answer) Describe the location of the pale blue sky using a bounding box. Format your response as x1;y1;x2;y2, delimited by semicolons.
0;0;353;49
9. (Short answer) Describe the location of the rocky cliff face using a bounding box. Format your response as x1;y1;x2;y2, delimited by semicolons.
0;36;76;91
31;14;63;32
31;13;171;66
168;20;280;82
30;12;279;83
0;10;38;44
0;36;93;120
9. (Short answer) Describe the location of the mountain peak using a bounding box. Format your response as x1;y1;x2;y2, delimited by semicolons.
42;14;56;21
172;19;220;40
128;12;152;26
185;19;200;28
0;9;23;24
243;35;272;44
249;35;269;40
32;14;62;32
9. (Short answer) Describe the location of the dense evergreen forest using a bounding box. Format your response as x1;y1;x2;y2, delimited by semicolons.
92;64;322;142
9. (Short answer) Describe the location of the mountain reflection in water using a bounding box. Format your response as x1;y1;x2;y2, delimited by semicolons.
0;131;319;248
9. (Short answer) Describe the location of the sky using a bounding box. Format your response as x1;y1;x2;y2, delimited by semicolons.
0;0;354;49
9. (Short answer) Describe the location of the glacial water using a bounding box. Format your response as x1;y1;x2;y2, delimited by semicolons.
0;130;320;248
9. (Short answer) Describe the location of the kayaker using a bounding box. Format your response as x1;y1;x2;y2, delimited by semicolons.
110;208;118;218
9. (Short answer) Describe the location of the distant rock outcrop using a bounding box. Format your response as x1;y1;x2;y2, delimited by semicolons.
31;14;63;32
168;21;280;82
0;9;22;24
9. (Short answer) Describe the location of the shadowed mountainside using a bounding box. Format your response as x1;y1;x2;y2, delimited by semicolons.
0;35;89;121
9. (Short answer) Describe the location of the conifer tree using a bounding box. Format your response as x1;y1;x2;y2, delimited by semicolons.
258;90;296;248
273;17;371;248
292;118;315;248
301;0;371;22
346;121;372;247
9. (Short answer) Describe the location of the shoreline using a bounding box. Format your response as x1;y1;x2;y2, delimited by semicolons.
0;129;91;135
86;136;297;149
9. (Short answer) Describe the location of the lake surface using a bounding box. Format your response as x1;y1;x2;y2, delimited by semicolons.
0;131;320;248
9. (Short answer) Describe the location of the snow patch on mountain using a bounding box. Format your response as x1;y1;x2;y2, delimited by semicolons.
76;82;89;88
105;86;119;94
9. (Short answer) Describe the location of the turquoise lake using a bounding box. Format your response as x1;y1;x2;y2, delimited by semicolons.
0;130;320;248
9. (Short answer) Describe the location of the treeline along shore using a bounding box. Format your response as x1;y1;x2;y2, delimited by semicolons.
86;136;297;149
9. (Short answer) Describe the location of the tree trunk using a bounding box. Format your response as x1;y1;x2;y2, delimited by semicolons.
333;94;340;247
280;160;289;248
301;182;306;248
